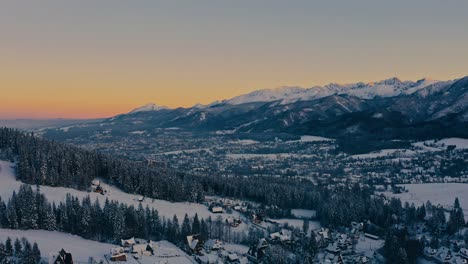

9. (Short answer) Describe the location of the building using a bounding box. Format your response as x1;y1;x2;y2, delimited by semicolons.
211;207;223;214
51;249;73;264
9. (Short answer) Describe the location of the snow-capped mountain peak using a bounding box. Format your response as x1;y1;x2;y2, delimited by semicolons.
129;103;169;114
224;77;439;105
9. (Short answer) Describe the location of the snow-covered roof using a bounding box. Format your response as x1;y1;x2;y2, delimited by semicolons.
121;237;136;247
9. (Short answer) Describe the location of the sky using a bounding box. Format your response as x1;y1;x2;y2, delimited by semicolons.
1;0;468;119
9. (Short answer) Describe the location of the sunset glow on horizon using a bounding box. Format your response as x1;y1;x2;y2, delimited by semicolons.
1;0;468;119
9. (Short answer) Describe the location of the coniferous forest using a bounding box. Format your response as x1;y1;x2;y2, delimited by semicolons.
1;128;467;264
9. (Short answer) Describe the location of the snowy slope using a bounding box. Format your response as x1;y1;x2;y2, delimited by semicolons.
0;229;115;263
0;161;247;230
381;183;468;218
129;103;169;114
223;78;438;105
0;229;195;264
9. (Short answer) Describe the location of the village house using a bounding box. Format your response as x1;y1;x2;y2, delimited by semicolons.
269;229;293;243
51;249;73;264
121;237;136;249
204;239;224;252
110;247;127;262
211;206;223;214
460;248;468;259
187;234;204;254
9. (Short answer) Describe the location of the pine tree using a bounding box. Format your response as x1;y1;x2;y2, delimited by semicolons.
32;242;41;264
0;242;5;262
302;220;310;234
181;214;192;240
192;213;200;234
4;237;12;256
13;238;22;258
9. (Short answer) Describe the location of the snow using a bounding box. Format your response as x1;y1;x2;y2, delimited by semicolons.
135;240;196;264
223;243;249;254
267;219;321;236
0;229;114;263
288;135;334;143
223;78;438;105
349;149;416;159
355;236;384;254
0;229;196;264
226;153;316;160
381;183;468;218
0;161;247;230
129;103;169;114
291;209;317;219
413;138;468;151
158;148;212;155
130;130;146;135
228;139;260;145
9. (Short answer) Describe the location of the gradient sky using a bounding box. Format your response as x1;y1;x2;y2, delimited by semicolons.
1;0;468;119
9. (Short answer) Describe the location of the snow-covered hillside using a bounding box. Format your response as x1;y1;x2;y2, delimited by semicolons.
223;77;439;105
0;161;247;231
129;103;169;114
0;229;114;263
381;183;468;218
0;229;195;264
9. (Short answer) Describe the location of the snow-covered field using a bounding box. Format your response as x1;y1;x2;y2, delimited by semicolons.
0;161;246;230
226;153;316;160
381;183;468;217
412;138;468;151
0;229;114;263
350;149;417;160
287;135;334;143
0;229;196;264
291;209;317;219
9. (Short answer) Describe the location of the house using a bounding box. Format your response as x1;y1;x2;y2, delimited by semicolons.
211;207;223;214
121;237;136;248
326;243;340;254
91;180;100;186
204;239;223;251
451;256;468;264
225;217;242;227
269;229;293;243
459;248;468;259
187;234;204;254
52;249;73;264
364;233;379;240
423;246;436;259
110;252;127;262
195;254;221;264
94;185;104;195
248;238;268;260
351;222;364;230
227;253;239;263
433;247;452;263
132;242;154;256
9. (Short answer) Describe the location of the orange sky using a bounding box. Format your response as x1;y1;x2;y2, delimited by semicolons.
1;1;467;119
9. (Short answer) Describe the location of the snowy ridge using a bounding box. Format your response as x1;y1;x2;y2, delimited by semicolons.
129;103;169;114
223;77;439;105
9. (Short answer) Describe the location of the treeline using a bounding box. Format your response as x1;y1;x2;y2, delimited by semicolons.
0;128;204;203
0;237;41;264
0;185;257;246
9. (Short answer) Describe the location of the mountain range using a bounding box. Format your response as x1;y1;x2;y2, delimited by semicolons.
43;76;468;141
